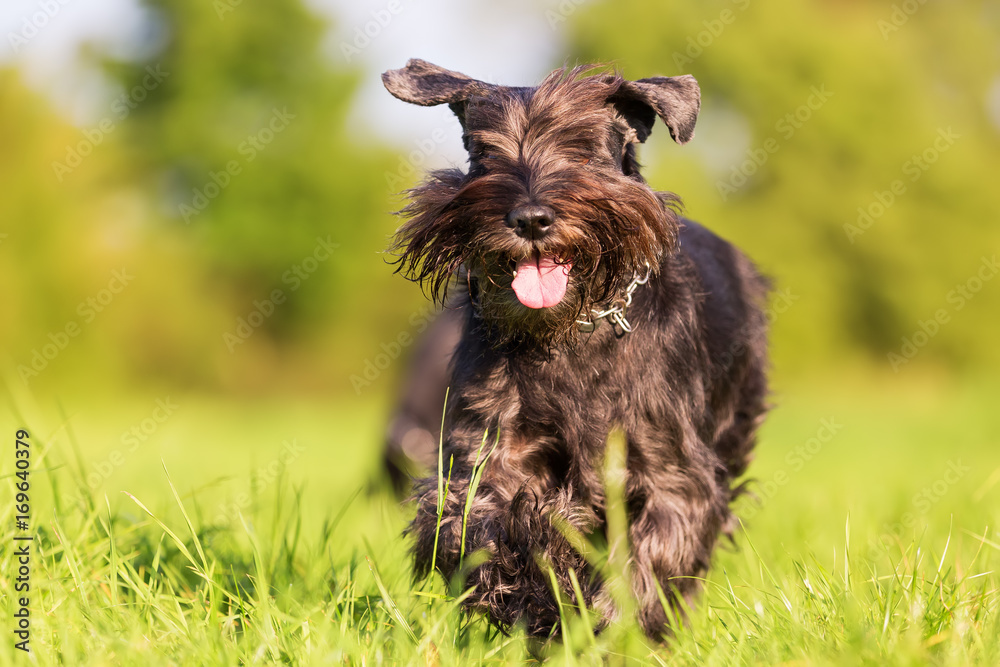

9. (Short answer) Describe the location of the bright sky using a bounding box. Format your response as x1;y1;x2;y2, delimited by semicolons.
5;2;998;180
0;0;578;168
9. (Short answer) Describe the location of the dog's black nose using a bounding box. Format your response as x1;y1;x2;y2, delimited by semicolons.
507;205;554;240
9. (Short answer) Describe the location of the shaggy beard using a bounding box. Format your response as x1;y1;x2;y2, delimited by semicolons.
391;168;682;349
471;265;589;351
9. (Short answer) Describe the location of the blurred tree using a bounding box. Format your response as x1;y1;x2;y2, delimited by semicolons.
0;70;122;378
0;70;75;351
567;0;1000;376
101;0;393;329
5;0;998;398
99;0;409;390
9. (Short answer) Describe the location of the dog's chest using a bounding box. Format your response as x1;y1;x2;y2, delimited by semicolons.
506;342;635;430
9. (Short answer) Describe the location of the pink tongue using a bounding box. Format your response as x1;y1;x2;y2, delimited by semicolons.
511;256;571;309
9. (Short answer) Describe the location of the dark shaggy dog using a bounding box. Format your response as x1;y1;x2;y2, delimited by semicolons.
382;59;770;639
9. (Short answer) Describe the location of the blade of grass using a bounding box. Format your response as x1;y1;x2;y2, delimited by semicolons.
161;460;210;573
430;387;450;576
545;565;572;659
366;553;419;645
568;566;596;646
460;427;499;568
123;491;200;570
105;495;118;608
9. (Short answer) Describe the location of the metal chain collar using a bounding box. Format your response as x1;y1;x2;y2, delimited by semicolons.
576;262;652;334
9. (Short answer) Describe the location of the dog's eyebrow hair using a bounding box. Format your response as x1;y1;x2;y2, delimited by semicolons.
469;129;522;161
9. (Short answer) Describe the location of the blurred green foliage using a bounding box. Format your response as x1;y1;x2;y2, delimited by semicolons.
2;0;998;398
568;0;1000;377
3;0;414;395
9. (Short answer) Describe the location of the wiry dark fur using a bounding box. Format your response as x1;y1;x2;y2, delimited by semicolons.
382;60;770;640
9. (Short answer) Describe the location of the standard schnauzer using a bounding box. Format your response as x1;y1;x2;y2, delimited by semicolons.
381;59;770;639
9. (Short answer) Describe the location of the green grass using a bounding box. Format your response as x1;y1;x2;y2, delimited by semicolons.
1;375;998;665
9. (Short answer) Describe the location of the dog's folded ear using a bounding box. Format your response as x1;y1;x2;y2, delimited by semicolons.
610;75;701;144
382;59;490;107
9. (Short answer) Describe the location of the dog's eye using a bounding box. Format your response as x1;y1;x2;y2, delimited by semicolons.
580;158;590;166
472;151;496;166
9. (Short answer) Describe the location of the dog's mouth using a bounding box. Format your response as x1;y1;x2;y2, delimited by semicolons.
510;252;572;309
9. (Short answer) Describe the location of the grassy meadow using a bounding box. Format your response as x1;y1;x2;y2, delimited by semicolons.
1;373;997;665
3;1;999;664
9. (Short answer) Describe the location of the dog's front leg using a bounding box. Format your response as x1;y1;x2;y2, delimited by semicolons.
407;457;481;584
624;426;731;638
408;425;601;638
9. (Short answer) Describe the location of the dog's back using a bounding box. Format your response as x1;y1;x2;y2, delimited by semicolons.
677;218;770;482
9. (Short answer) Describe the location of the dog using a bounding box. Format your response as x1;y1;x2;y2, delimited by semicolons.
381;59;770;639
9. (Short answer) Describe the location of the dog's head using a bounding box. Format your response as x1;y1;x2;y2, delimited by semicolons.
382;60;700;345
